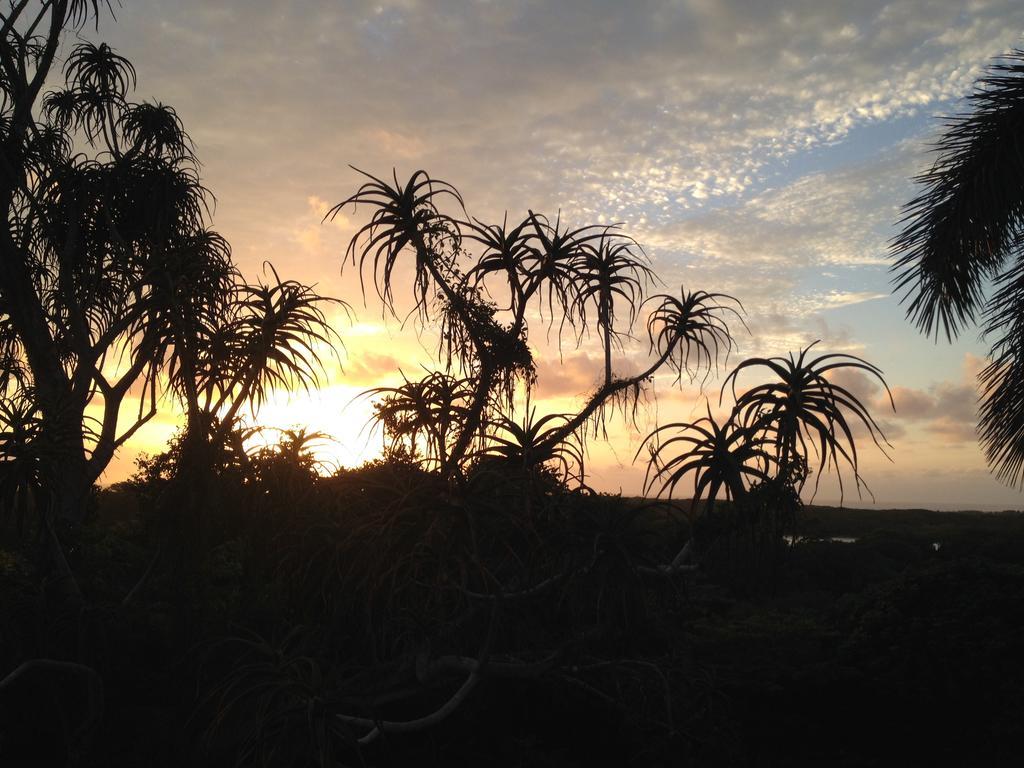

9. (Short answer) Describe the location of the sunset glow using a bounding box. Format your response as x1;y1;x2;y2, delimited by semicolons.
75;0;1024;509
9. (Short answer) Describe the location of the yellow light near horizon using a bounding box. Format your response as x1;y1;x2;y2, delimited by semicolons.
245;383;384;472
91;382;386;486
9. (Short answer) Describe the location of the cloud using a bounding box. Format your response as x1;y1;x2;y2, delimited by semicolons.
826;365;884;407
889;382;978;426
883;358;981;444
928;416;979;444
744;312;864;358
342;352;405;386
533;351;603;399
104;0;1024;227
98;1;1024;356
889;386;935;420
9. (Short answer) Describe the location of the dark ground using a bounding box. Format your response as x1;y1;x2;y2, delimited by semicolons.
2;484;1023;767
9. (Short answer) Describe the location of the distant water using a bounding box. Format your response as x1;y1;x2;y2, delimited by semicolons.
785;535;942;551
785;535;858;544
813;500;1024;513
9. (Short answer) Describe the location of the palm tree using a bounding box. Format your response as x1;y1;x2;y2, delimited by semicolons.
891;48;1024;486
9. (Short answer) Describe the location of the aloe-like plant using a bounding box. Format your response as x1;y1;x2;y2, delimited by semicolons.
642;408;775;514
645;289;744;388
639;342;892;572
572;229;656;385
213;267;344;434
723;342;893;499
475;407;586;485
334;168;465;317
0;392;44;534
517;212;605;335
364;371;474;469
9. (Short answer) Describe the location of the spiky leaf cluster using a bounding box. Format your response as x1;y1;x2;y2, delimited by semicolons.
643;342;892;514
366;371;475;469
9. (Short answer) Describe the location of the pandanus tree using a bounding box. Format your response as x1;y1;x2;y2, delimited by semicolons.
147;264;342;569
175;266;343;446
333;169;742;480
891;49;1024;486
0;4;343;603
0;2;232;526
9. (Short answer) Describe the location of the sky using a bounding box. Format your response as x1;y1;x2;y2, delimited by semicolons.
83;0;1024;509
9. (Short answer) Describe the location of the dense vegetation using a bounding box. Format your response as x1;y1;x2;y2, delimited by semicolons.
1;3;1023;767
4;476;1024;766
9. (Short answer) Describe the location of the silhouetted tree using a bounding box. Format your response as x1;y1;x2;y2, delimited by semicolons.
0;5;343;603
644;407;774;514
196;170;895;753
149;264;342;579
0;2;231;527
892;48;1024;487
334;170;741;481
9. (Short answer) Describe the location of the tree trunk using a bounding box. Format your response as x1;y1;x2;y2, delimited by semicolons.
42;512;83;609
45;457;93;525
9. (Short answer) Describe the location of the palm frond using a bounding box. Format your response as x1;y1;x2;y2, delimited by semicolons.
978;259;1024;484
892;49;1024;340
